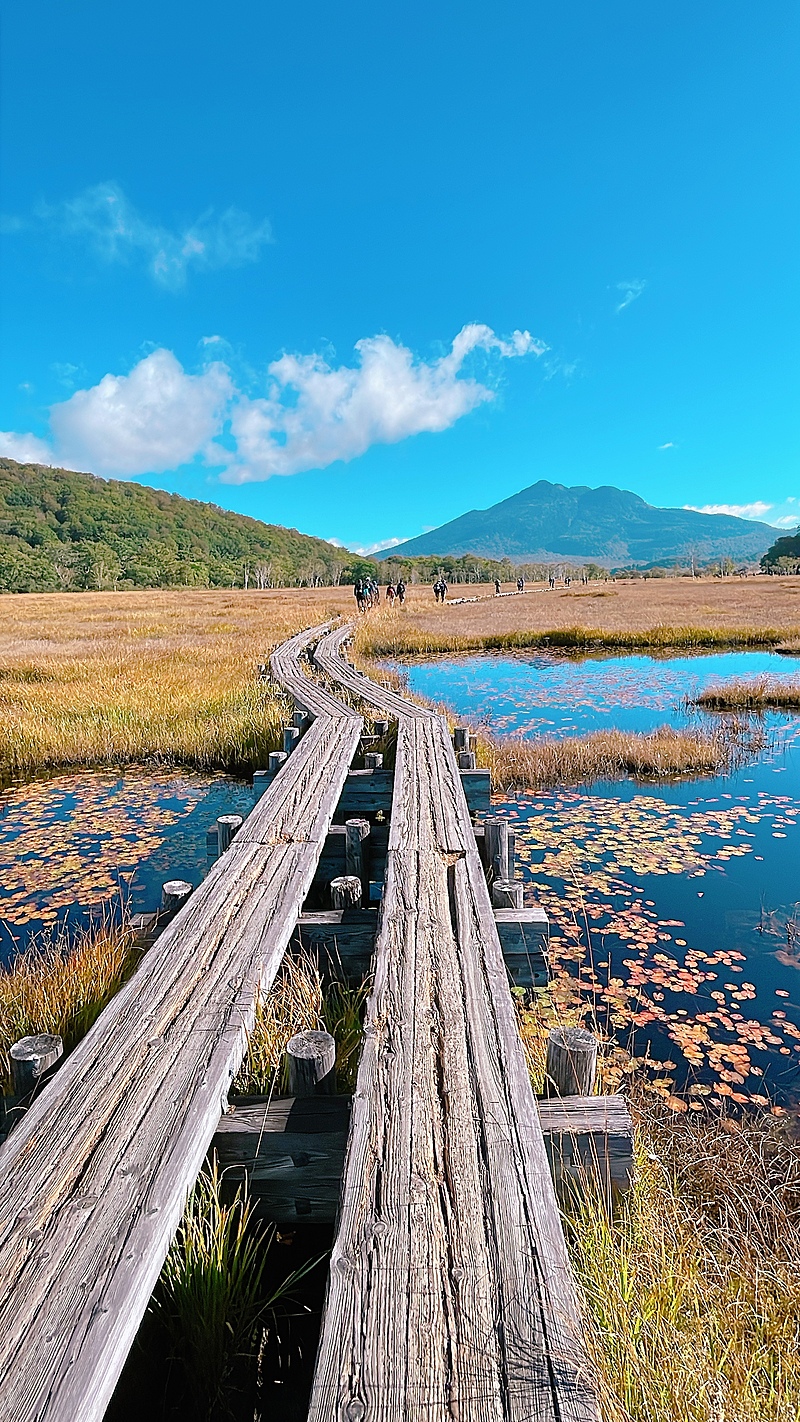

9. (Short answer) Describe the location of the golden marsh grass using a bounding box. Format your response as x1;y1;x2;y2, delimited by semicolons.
695;677;800;711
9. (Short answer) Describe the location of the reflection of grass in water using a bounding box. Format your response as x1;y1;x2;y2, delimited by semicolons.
696;676;800;711
235;951;370;1095
571;1096;800;1422
151;1160;319;1421
0;907;140;1090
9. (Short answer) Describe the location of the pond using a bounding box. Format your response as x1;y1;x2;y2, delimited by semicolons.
398;650;800;1107
0;770;254;963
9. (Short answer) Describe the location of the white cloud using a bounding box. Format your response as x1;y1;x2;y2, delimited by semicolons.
49;349;233;476
684;502;773;521
658;441;675;450
14;182;272;290
772;515;799;528
615;278;647;313
0;431;54;464
224;324;544;482
344;536;407;556
0;323;544;484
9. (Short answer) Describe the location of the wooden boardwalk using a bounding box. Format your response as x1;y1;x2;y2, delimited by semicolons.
0;624;362;1422
309;627;598;1420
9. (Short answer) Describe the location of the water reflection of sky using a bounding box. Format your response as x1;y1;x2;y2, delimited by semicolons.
395;649;800;737
0;771;253;962
398;650;800;1105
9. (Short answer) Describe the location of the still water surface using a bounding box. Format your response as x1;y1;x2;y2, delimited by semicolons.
399;650;800;1104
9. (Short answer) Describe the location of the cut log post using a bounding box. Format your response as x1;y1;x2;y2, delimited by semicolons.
492;878;523;910
10;1034;63;1099
268;750;288;774
206;825;219;864
330;875;362;910
364;751;383;770
283;725;300;755
545;1027;598;1098
373;719;389;738
286;1030;336;1096
457;750;477;770
292;709;309;730
160;879;193;919
345;818;371;899
217;814;243;853
484;816;510;883
453;727;470;751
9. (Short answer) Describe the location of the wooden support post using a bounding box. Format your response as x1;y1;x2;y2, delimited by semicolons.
330;875;362;910
160;879;193;919
283;725;300;755
345;818;370;900
286;1031;336;1096
217;814;243;853
206;825;219;864
492;879;523;909
268;750;288;773
456;750;477;769
545;1027;598;1098
373;719;389;738
364;751;383;769
10;1034;63;1099
484;816;510;883
292;709;309;730
453;727;470;750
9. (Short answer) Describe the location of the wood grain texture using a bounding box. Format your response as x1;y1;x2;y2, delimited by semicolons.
0;623;362;1422
308;627;598;1421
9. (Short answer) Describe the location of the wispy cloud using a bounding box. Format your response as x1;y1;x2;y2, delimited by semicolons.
4;182;273;290
615;278;647;314
658;441;675;450
0;323;546;482
684;501;773;521
342;536;407;556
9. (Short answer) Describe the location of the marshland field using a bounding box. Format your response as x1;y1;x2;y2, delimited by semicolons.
3;577;800;1421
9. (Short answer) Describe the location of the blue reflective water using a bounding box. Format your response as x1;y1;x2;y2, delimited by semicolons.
0;770;254;962
397;650;800;1104
396;648;800;738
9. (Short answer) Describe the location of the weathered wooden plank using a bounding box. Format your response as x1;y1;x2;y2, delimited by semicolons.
308;630;598;1422
538;1095;634;1193
0;623;363;1422
213;1095;351;1223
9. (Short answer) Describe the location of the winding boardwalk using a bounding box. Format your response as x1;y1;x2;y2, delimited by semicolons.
0;624;362;1422
309;627;598;1421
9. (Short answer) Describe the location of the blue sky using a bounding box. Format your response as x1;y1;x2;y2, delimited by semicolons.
1;0;797;551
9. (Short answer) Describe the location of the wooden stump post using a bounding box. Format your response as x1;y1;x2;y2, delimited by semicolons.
286;1030;336;1096
484;816;510;883
545;1027;598;1097
268;750;288;773
160;879;193;919
292;709;309;730
457;750;477;770
492;879;524;910
345;818;371;899
453;727;470;751
373;719;389;738
10;1034;63;1099
283;725;300;755
217;814;243;853
330;875;362;910
364;751;383;770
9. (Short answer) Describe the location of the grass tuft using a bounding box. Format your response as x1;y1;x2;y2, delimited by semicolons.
694;677;800;712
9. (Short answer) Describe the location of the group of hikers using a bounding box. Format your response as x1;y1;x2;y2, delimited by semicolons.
353;576;406;612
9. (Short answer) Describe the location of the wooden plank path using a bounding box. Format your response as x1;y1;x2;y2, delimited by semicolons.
309;627;598;1420
0;623;362;1422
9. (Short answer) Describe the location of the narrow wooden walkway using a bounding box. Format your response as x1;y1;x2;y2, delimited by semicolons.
0;624;362;1422
309;625;598;1421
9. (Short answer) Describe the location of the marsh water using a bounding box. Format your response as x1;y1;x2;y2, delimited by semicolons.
398;650;800;1105
0;769;254;961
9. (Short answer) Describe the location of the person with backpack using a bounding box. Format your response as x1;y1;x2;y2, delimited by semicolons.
396;578;406;605
494;578;501;595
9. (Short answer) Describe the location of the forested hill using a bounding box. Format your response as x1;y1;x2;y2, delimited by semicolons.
0;460;375;592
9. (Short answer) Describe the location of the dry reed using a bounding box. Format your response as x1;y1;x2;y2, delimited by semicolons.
0;909;141;1089
695;677;800;712
476;723;748;791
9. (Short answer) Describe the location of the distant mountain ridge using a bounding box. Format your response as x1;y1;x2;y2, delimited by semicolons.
380;480;775;567
0;459;375;592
